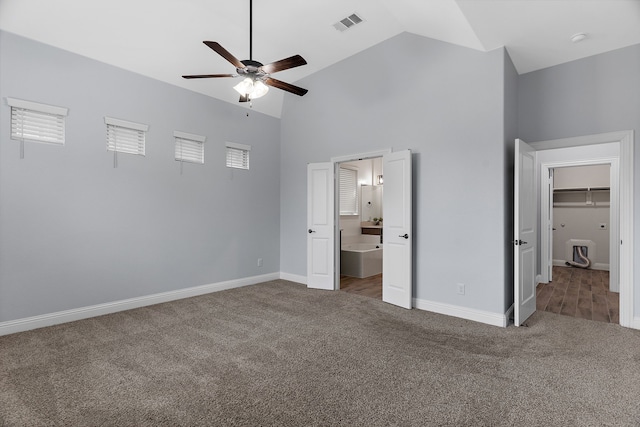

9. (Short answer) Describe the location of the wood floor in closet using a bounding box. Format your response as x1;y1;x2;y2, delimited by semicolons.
536;266;618;324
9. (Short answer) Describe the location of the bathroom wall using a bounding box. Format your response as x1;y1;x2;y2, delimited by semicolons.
339;158;381;239
552;165;610;269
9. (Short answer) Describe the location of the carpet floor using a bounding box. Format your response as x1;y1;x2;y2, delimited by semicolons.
1;280;640;426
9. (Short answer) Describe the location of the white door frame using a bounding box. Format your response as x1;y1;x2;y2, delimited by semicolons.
529;130;634;328
331;149;392;290
540;158;619;292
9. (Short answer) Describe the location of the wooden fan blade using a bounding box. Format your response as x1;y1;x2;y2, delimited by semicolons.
260;55;307;74
239;94;249;103
203;41;245;69
182;74;236;79
264;77;308;96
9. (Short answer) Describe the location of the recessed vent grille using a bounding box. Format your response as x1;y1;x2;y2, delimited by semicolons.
333;13;364;32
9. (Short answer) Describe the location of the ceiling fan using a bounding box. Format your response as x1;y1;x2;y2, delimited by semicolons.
182;0;308;103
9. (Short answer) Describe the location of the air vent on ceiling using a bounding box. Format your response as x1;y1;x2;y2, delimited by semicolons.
333;13;364;32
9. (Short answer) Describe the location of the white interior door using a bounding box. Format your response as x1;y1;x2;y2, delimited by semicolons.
383;150;412;309
307;162;334;290
514;139;537;326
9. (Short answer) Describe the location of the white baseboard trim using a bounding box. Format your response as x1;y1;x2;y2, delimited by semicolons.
0;272;280;337
413;298;508;328
553;259;609;271
632;317;640;330
280;272;307;285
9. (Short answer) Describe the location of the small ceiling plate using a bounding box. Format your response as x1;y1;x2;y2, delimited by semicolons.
571;33;587;43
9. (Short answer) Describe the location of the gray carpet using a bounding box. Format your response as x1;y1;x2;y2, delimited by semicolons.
1;280;640;426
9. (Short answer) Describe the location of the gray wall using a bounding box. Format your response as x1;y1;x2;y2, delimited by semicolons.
0;31;281;322
518;43;640;316
280;32;512;315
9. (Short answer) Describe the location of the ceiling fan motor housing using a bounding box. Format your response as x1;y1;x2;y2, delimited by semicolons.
238;60;267;79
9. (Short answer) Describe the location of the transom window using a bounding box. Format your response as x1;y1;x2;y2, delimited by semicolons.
105;117;148;156
174;131;205;164
226;142;251;170
7;97;68;146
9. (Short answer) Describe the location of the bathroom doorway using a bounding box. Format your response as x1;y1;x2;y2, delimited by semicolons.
307;148;412;307
338;157;384;300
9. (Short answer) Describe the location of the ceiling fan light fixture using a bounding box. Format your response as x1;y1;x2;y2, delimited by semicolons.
233;78;269;99
252;80;269;98
182;0;307;101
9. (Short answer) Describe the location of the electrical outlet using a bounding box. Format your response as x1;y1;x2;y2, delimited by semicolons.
456;283;465;295
257;258;263;267
599;223;607;230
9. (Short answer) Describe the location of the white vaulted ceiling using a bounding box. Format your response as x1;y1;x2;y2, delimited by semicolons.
1;0;639;117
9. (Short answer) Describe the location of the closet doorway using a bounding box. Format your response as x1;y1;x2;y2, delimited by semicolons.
538;164;619;323
514;130;633;328
338;157;384;300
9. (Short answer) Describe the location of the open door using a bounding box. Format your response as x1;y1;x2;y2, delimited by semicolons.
307;162;334;290
382;150;412;309
547;169;554;283
514;139;537;326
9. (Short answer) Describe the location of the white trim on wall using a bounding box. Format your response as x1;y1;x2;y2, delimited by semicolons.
173;130;206;143
330;149;392;163
280;272;307;284
0;273;279;336
104;116;149;131
414;298;509;328
6;97;69;116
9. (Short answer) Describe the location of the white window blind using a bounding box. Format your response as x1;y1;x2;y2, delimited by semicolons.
226;142;251;170
340;167;358;215
105;117;148;156
174;131;205;164
7;98;68;145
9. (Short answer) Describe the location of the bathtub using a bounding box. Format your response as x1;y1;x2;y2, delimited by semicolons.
340;243;383;278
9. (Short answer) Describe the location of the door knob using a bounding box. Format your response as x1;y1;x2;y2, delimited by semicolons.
399;233;409;239
308;229;316;234
513;240;528;245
